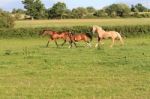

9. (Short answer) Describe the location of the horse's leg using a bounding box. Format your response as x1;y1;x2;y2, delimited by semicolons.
46;39;51;47
70;40;77;48
46;41;49;47
68;41;73;48
54;40;58;47
61;40;66;46
95;37;101;48
110;38;115;48
73;42;77;48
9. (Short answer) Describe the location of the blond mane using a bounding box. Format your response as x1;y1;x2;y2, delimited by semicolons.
93;25;105;32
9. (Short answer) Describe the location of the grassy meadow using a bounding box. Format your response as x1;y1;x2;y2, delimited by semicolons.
15;18;150;28
0;18;150;98
0;37;150;98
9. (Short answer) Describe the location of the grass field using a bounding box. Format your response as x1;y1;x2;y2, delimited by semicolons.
15;18;150;28
0;37;150;98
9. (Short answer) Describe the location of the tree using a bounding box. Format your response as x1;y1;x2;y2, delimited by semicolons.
94;9;108;17
22;0;46;19
105;3;131;17
86;7;96;14
48;2;67;19
72;7;88;18
12;8;25;14
135;3;148;12
62;9;72;19
131;5;138;12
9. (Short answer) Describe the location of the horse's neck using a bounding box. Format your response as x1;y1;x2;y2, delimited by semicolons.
49;31;55;35
97;28;105;33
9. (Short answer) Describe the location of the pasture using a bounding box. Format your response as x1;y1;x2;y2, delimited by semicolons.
15;18;150;28
0;37;150;98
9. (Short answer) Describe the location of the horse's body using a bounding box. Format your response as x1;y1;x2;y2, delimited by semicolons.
40;30;72;47
62;33;92;48
92;25;124;47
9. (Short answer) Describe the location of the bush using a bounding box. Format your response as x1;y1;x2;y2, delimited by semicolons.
0;11;14;28
0;28;42;38
131;12;150;18
0;25;150;38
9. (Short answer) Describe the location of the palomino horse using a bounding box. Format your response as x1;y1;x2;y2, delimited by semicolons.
62;32;92;48
92;25;124;47
40;30;72;48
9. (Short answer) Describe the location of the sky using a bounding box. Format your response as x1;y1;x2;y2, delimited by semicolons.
0;0;150;11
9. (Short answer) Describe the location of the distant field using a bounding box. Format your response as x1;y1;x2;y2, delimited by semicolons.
0;38;150;98
15;18;150;28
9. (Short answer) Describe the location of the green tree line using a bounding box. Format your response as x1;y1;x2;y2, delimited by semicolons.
11;0;150;19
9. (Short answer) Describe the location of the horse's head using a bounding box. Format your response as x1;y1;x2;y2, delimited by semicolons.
39;30;44;36
92;25;104;34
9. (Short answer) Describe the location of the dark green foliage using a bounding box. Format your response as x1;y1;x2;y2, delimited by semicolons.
0;28;42;38
22;0;46;19
20;0;150;19
86;7;96;14
135;3;148;12
104;3;131;17
131;5;139;12
48;2;67;19
12;8;25;14
72;7;88;19
0;25;150;38
94;10;108;17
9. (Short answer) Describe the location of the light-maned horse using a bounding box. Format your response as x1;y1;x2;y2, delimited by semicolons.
92;25;124;47
40;30;72;48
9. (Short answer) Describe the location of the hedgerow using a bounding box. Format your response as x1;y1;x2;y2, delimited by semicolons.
0;25;150;38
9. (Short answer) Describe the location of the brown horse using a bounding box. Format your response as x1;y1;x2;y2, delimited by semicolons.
40;30;72;48
92;25;124;47
62;32;92;48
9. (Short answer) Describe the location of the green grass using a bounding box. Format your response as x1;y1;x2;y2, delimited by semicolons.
15;18;150;28
0;37;150;99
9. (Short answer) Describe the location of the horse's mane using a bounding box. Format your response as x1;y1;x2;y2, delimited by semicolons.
43;29;55;32
93;25;105;32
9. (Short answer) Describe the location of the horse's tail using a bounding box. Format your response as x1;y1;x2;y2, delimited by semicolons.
85;33;92;42
117;32;124;45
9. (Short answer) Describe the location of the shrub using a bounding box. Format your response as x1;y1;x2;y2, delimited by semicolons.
0;25;150;38
0;11;14;28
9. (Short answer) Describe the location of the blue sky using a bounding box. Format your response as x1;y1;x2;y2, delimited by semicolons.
0;0;150;11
